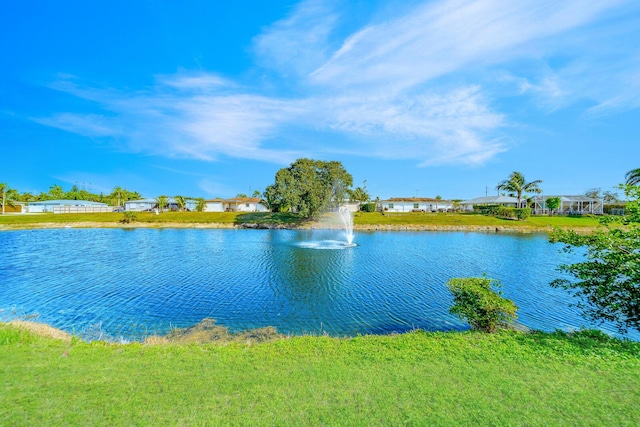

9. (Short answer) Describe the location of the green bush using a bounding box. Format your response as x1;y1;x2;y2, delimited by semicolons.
360;202;377;212
515;208;531;220
120;211;138;223
496;206;513;218
447;277;518;333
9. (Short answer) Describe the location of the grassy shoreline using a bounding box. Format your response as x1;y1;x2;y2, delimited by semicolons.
0;211;602;233
2;322;638;425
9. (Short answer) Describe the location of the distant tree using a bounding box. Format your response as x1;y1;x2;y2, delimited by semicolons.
349;187;370;204
19;192;34;203
156;195;168;213
174;195;186;211
625;168;640;186
264;158;353;219
195;198;206;212
111;186;125;207
236;193;248;198
1;183;16;214
251;190;262;198
496;172;542;208
48;184;64;200
550;184;640;333
545;197;561;216
585;188;619;204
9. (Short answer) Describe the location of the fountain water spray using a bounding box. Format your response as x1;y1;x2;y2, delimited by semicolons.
337;206;355;246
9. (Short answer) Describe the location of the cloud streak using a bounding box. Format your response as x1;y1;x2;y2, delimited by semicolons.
33;0;639;167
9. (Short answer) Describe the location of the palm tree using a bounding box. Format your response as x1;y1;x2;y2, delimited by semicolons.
625;168;640;186
174;195;186;212
156;195;168;213
1;183;18;214
349;187;370;204
111;186;124;207
195;198;206;212
496;171;543;208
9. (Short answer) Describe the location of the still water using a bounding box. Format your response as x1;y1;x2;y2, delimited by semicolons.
0;228;635;341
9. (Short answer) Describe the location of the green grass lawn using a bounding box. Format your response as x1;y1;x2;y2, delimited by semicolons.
1;324;638;426
0;211;602;230
353;211;602;229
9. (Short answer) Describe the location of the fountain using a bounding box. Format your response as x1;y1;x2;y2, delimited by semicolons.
296;206;356;249
337;206;356;247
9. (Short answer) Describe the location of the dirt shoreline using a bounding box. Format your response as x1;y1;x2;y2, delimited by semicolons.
0;221;596;233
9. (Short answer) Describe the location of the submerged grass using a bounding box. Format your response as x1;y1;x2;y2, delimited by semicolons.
1;323;639;426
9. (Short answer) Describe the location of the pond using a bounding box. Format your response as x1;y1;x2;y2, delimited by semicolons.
0;228;635;341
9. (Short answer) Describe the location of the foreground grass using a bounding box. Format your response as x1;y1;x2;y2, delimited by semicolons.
0;211;601;231
1;324;639;426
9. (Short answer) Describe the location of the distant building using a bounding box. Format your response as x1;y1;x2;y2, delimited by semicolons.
26;200;110;214
459;196;519;211
222;197;269;212
380;197;453;212
125;198;197;212
203;199;225;212
531;195;603;215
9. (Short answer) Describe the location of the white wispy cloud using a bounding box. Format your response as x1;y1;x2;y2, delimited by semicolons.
253;0;340;78
309;0;623;91
38;75;308;164
33;0;638;168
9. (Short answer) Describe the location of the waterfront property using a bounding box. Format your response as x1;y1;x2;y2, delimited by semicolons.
381;197;453;212
125;198;197;212
222;197;269;212
24;199;110;214
203;198;224;212
531;195;604;215
460;195;519;210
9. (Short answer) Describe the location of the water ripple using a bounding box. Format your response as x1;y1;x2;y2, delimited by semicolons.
0;228;636;341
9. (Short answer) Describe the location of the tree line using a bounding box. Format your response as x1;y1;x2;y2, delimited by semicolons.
0;183;142;206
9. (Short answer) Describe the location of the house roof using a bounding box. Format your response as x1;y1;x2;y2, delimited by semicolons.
532;195;602;202
28;199;107;206
225;197;263;203
460;196;519;205
382;197;449;203
126;198;197;204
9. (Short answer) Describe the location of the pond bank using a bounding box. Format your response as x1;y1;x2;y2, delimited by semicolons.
0;221;597;233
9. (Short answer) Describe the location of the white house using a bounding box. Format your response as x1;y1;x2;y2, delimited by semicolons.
381;197;453;213
125;198;157;212
203;199;224;212
26;200;110;214
125;198;197;212
223;197;269;212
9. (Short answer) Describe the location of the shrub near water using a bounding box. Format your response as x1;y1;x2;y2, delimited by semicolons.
447;277;518;332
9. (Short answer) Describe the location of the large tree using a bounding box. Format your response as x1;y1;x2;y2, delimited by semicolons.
264;158;353;219
550;184;640;333
496;171;543;208
625;168;640;186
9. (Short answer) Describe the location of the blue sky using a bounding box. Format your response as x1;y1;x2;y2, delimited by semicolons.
2;0;639;200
